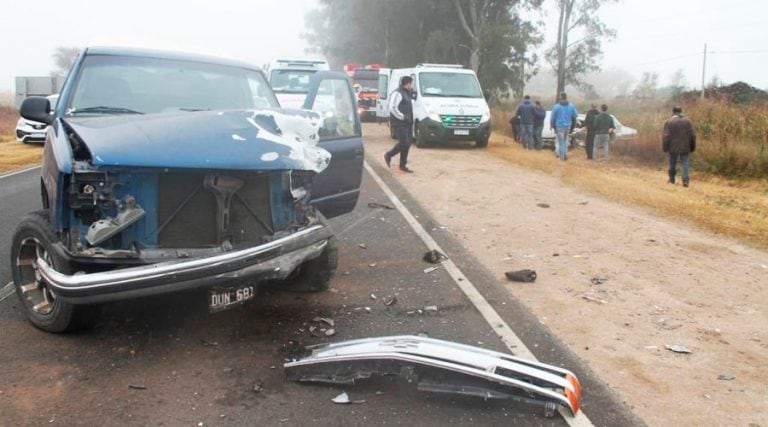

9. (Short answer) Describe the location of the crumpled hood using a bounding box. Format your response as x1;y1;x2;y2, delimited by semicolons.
63;109;331;173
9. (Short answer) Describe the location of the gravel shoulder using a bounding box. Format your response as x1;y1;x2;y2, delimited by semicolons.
363;123;768;427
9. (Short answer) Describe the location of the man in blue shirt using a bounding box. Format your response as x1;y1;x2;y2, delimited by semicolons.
550;92;578;161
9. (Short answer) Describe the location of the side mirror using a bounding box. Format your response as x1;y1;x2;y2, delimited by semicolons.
20;97;53;125
483;90;491;102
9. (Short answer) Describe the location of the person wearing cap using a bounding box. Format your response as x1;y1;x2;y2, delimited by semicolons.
384;76;415;173
515;95;536;149
662;106;696;187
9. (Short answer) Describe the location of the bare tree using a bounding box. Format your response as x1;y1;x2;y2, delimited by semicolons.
547;0;617;100
452;0;487;72
51;47;81;79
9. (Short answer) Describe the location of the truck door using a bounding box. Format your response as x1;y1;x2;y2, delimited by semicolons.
303;71;364;219
376;68;391;121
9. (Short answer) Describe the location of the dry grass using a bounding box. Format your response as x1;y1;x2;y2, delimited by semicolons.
0;105;43;174
0;138;43;174
487;133;768;249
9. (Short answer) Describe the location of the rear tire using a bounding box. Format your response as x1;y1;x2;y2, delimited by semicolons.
11;210;96;333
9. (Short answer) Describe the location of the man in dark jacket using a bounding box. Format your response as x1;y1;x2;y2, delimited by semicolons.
583;104;599;160
532;100;546;150
515;95;536;149
591;104;615;161
662;106;696;187
385;76;415;173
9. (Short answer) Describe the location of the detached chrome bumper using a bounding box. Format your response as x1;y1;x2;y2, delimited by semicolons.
37;225;331;304
285;335;582;417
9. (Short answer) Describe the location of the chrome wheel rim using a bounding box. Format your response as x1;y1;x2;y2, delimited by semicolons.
16;237;57;315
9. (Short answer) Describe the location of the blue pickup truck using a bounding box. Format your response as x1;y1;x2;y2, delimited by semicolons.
12;47;363;332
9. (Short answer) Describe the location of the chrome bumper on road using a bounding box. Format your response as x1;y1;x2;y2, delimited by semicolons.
285;335;582;417
37;225;330;304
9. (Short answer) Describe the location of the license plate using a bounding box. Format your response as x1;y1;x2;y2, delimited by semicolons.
209;284;255;313
454;129;470;135
32;133;45;138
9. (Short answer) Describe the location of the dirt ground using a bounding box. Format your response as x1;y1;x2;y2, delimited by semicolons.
364;123;768;427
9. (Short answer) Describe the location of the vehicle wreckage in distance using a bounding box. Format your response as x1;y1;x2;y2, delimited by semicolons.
11;47;363;332
285;335;582;417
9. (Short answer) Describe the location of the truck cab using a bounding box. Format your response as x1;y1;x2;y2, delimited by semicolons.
382;64;491;148
265;59;330;108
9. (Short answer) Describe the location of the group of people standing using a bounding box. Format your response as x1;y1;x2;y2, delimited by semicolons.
509;95;547;150
510;93;697;187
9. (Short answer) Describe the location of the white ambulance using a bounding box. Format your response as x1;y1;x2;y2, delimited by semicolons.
265;59;330;108
377;64;491;147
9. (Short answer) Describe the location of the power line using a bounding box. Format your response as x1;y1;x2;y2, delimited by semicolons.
709;49;768;54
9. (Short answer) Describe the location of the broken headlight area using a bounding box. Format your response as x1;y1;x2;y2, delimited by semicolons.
284;335;582;417
65;168;319;261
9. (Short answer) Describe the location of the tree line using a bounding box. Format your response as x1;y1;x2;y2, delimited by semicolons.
303;0;617;101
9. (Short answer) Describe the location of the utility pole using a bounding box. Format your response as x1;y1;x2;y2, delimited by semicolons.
701;43;707;100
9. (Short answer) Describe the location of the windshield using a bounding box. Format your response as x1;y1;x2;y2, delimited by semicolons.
67;55;278;115
418;72;483;98
270;69;317;93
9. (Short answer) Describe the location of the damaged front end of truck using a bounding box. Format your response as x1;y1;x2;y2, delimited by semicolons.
11;48;363;332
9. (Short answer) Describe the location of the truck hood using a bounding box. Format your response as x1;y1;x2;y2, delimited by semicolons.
63;109;331;173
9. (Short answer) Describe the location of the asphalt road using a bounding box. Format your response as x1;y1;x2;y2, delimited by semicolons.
0;159;642;426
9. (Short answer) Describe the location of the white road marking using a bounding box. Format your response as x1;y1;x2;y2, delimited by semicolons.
364;161;595;427
0;165;41;180
0;282;15;302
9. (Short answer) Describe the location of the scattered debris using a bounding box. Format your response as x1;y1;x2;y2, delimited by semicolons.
364;307;371;313
325;329;336;337
201;339;219;347
424;305;438;312
579;201;589;205
590;277;607;285
314;317;335;327
385;297;398;306
370;294;377;300
537;203;550;208
358;243;367;249
717;375;735;381
505;269;537;283
552;253;560;257
309;326;317;333
423;266;439;274
128;384;147;390
665;344;692;354
368;263;377;268
367;202;394;210
423;249;447;264
253;381;264;393
644;345;659;350
582;295;607;304
332;392;350;404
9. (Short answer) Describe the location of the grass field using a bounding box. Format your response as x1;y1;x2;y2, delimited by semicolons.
0;107;43;174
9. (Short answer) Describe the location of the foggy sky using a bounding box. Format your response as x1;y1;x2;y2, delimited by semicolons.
2;0;766;94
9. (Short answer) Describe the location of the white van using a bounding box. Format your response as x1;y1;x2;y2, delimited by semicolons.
265;59;330;108
378;64;491;147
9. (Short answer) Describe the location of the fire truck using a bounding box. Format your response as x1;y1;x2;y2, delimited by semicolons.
344;64;384;122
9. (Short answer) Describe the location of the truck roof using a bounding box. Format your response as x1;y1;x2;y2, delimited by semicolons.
85;46;263;72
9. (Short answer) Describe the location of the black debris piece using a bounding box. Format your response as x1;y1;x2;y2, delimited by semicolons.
423;249;447;264
505;269;537;283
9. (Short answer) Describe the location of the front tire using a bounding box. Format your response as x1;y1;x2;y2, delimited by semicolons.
476;137;489;148
281;236;339;293
11;210;95;333
414;121;428;148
